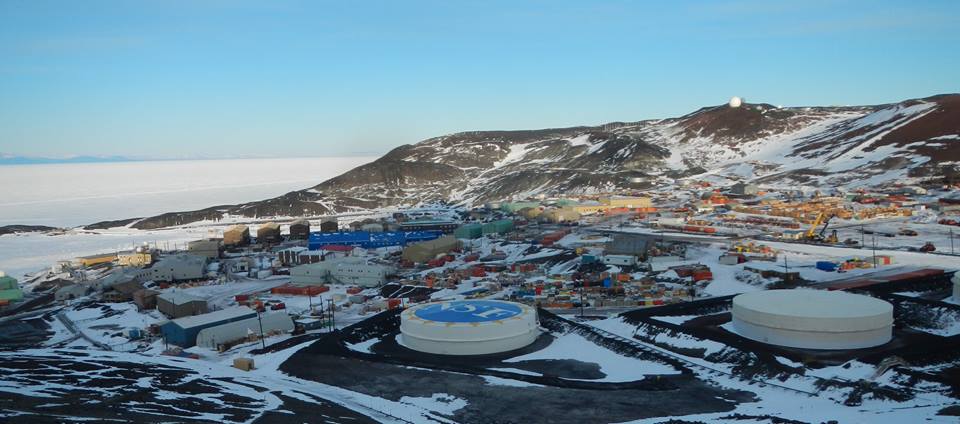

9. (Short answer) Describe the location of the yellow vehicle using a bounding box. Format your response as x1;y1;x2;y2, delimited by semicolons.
806;212;838;243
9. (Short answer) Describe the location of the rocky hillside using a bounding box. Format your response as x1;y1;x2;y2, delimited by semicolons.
128;94;960;229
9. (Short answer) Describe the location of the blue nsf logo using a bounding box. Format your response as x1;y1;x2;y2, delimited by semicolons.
414;300;523;323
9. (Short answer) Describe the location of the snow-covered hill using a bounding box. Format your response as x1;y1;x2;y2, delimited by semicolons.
131;94;960;229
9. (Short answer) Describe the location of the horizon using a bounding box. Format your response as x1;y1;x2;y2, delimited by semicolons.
2;1;959;158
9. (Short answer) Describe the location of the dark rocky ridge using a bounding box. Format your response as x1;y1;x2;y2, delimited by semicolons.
127;94;960;230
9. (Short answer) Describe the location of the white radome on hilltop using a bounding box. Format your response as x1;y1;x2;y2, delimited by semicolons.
728;96;743;108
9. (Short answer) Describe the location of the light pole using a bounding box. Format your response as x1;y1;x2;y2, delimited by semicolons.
951;229;955;255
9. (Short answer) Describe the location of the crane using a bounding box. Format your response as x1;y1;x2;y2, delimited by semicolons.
805;212;838;243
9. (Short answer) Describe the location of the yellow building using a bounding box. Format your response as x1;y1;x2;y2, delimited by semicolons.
74;253;116;268
570;204;609;215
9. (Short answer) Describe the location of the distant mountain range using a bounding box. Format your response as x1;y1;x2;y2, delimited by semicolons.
0;155;136;166
104;93;960;230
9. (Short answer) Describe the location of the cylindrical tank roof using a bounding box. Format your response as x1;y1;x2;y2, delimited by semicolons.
401;300;540;355
731;289;893;349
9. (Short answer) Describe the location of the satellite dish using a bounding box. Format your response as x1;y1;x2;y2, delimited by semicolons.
729;96;743;108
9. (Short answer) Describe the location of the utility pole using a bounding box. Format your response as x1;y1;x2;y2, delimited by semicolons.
783;255;789;274
861;225;865;248
329;300;336;330
872;234;878;268
580;283;585;318
256;308;265;349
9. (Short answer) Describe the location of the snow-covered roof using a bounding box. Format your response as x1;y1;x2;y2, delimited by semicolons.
158;291;205;305
170;306;256;329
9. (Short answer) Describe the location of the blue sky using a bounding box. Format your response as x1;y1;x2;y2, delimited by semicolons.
1;1;958;158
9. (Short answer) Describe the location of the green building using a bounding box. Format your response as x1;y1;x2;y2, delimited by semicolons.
482;219;515;235
0;273;23;302
500;201;541;214
454;223;483;239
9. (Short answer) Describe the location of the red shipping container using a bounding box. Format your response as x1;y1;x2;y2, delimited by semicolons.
692;271;713;282
235;294;250;302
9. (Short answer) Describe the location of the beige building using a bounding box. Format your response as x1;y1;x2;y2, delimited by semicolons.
188;239;222;259
257;222;281;243
402;236;460;263
518;207;543;220
117;250;155;267
541;208;582;223
223;225;250;247
599;195;652;208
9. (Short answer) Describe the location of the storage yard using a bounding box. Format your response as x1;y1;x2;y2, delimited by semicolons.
1;183;960;422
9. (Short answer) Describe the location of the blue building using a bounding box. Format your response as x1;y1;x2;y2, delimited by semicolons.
308;231;443;250
160;306;257;348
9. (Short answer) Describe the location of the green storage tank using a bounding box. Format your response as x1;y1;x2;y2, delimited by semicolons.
454;223;483;239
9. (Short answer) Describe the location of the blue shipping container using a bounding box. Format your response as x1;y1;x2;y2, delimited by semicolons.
815;261;837;272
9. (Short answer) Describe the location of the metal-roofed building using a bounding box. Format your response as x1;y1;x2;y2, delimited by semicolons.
307;231;443;250
160;307;258;348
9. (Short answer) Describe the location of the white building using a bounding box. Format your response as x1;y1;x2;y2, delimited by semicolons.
290;257;395;287
196;311;294;350
143;254;207;282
